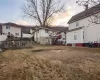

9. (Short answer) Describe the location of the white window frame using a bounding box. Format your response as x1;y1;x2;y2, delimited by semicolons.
74;32;77;40
15;33;19;36
6;25;10;29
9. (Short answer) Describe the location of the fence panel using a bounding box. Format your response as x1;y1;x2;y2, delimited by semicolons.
0;40;33;49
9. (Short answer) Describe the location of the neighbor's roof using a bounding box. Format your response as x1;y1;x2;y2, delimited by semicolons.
2;22;68;32
1;22;36;29
32;26;68;34
68;27;83;32
68;4;100;24
2;23;19;27
46;27;68;32
33;26;68;33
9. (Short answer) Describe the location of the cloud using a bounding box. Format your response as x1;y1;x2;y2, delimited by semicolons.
50;6;76;26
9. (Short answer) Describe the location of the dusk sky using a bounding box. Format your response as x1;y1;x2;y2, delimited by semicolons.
0;0;84;26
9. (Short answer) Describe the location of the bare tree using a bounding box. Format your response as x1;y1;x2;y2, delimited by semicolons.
76;0;100;8
23;0;65;27
76;0;100;24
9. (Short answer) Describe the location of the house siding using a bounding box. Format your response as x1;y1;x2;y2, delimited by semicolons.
2;25;21;37
86;24;100;43
34;29;52;44
66;29;83;45
66;12;100;46
0;35;7;41
34;28;67;45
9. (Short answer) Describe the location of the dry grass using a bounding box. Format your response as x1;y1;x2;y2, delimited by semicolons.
0;46;100;80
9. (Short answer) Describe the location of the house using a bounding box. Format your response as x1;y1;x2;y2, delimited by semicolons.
1;23;22;38
0;22;34;41
20;25;33;38
33;26;68;45
66;4;100;47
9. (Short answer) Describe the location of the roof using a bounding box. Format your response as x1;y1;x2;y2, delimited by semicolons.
68;4;100;24
1;22;68;33
1;22;36;29
33;26;68;33
2;23;19;27
68;27;83;32
46;27;68;32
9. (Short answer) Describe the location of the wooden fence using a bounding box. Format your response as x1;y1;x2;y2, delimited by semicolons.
0;40;33;49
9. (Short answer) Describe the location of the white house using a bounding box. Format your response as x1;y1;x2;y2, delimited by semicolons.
1;23;22;38
0;23;34;41
21;25;34;38
66;4;100;47
34;26;68;45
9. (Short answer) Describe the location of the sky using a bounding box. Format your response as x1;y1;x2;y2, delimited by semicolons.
0;0;84;26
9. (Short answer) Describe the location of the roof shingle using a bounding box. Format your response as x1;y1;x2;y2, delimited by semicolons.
46;27;68;32
68;4;100;24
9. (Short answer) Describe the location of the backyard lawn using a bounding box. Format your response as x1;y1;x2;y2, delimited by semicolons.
0;46;100;80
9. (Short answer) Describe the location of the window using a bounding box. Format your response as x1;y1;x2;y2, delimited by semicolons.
83;31;84;39
74;32;77;40
6;25;10;29
2;33;7;35
15;33;19;36
76;22;79;27
8;32;10;35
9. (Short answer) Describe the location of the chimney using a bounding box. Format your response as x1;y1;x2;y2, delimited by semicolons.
84;4;89;10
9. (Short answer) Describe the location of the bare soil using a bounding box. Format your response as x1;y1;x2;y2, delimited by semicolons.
0;46;100;80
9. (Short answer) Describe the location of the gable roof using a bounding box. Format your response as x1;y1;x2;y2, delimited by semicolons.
1;22;68;33
33;26;68;33
1;22;36;29
68;4;100;24
68;27;83;32
46;27;68;32
2;23;19;27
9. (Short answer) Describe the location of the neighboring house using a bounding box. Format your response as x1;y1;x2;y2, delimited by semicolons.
0;24;7;41
2;23;22;38
66;4;100;47
33;26;68;45
21;25;33;38
0;23;34;41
